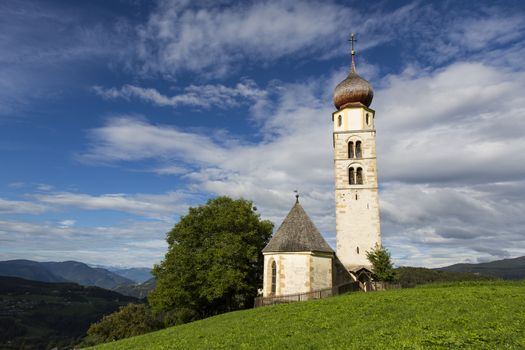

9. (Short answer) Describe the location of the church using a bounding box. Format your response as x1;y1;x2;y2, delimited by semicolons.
261;37;382;298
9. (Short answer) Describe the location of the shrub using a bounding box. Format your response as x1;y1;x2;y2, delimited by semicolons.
84;304;162;345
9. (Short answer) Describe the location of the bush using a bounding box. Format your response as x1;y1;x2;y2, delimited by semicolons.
162;308;200;328
366;244;397;282
84;304;162;345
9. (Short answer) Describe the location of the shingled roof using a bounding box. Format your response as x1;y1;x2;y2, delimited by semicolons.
262;200;334;253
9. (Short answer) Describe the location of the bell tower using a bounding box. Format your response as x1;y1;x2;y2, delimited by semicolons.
332;34;381;271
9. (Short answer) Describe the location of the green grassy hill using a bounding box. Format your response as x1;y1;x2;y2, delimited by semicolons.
89;281;525;350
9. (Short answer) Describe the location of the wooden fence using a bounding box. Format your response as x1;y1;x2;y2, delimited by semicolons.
361;281;402;292
254;282;360;308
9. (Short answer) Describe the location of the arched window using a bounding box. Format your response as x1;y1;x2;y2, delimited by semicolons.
271;261;277;294
337;115;342;127
356;246;360;254
355;141;362;158
349;167;355;185
348;141;354;158
356;167;363;184
366;113;370;125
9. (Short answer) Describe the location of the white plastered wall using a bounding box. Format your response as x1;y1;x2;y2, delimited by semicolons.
262;252;333;297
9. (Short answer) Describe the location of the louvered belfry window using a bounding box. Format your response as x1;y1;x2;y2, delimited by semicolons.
348;141;354;158
355;141;362;158
356;167;363;184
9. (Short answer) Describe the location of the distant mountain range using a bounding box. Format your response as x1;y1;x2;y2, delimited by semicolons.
107;267;153;284
438;255;525;280
113;277;157;299
0;259;156;298
0;259;67;283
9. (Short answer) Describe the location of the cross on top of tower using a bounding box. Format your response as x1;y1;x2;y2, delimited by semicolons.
348;33;357;73
348;33;357;54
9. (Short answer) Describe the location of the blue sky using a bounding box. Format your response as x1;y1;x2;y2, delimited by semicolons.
1;0;525;268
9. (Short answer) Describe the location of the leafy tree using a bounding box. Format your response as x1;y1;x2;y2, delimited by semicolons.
366;244;398;282
84;303;161;345
149;196;273;319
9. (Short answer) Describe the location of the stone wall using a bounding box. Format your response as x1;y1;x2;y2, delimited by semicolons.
333;105;382;269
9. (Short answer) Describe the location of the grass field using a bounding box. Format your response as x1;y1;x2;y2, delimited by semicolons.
88;281;525;349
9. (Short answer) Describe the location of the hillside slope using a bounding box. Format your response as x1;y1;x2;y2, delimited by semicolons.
0;276;139;350
112;277;156;299
90;281;525;350
396;266;495;287
439;255;525;280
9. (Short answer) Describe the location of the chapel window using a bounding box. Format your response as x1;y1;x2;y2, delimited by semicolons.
349;167;355;185
271;261;277;294
366;113;370;125
355;141;362;158
356;167;363;184
348;141;354;158
338;115;342;127
356;246;360;254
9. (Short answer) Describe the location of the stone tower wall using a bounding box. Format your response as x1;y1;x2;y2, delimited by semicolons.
333;105;382;269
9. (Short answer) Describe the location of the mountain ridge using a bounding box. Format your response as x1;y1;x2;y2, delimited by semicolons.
437;255;525;280
0;259;135;290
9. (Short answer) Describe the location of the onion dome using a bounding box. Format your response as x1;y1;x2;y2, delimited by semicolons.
333;36;374;109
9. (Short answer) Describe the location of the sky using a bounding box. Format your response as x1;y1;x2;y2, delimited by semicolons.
1;0;525;268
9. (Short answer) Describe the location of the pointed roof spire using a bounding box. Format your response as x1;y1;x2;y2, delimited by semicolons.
262;200;334;253
349;33;357;73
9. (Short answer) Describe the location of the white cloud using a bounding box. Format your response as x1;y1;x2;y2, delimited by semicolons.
381;181;525;266
133;0;421;78
126;239;167;249
58;220;76;228
0;198;49;214
134;1;525;79
80;116;229;165
92;79;267;109
80;72;337;229
136;0;355;77
36;184;54;191
0;219;171;267
374;62;525;185
34;191;195;221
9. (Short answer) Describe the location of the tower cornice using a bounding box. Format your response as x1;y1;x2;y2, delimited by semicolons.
332;104;375;117
333;130;376;135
